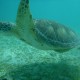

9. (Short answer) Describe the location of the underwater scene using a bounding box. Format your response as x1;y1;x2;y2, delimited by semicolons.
0;0;80;80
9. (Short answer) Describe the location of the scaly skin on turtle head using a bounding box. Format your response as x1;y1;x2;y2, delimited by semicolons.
0;22;16;32
0;22;18;37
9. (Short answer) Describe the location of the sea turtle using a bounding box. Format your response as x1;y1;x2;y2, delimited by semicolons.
0;0;80;53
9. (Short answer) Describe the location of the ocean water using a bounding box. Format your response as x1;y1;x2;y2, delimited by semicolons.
0;0;80;35
0;1;80;80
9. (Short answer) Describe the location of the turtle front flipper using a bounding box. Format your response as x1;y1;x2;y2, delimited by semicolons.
16;0;33;26
16;0;35;44
15;0;52;49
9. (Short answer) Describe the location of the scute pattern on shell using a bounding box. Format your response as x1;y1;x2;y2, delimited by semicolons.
34;19;80;48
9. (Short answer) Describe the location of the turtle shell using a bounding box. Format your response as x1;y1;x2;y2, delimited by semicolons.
34;19;80;52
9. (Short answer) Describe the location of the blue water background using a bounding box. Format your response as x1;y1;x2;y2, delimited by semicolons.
0;0;80;35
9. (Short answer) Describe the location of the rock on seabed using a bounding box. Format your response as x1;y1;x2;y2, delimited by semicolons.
0;33;80;80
